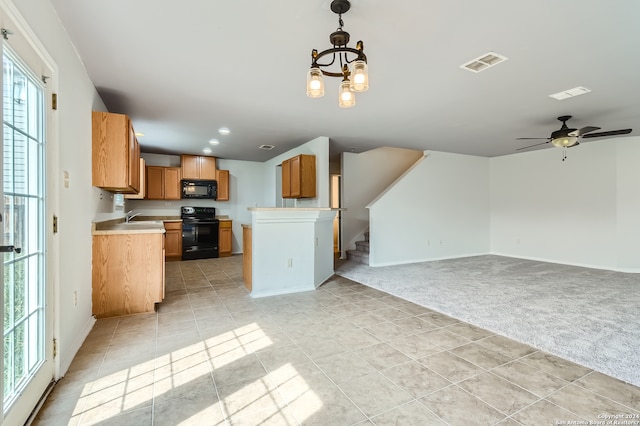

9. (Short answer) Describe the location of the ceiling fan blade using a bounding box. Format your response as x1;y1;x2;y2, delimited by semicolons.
581;129;632;139
516;141;550;151
567;142;580;148
516;137;550;140
575;126;601;136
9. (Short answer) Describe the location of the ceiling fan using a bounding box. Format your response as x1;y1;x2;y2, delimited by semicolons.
516;115;632;151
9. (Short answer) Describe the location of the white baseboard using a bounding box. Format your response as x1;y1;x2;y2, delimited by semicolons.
369;252;489;267
250;285;316;298
58;316;96;378
490;252;640;274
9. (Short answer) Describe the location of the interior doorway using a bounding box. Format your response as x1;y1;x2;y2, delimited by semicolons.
330;174;341;255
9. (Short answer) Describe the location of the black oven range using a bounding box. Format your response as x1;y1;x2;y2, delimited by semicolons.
181;206;219;260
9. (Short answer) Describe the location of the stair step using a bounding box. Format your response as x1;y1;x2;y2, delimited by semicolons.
364;231;369;242
346;249;369;265
355;240;370;253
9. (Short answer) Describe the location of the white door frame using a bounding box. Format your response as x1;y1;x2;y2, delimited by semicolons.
0;1;60;424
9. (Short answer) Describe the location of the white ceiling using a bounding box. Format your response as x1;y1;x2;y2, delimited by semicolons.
49;0;640;162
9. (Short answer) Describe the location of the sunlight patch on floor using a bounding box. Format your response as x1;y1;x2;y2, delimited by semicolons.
65;322;325;424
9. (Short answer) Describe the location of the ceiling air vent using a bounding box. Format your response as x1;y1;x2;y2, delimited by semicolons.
549;86;591;101
460;51;508;73
259;144;275;150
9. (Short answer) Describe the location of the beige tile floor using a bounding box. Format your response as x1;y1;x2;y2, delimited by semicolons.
34;256;640;425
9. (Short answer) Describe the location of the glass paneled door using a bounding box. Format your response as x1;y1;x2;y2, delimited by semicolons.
2;46;51;422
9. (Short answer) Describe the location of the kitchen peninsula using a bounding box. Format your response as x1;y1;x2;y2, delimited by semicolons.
244;208;338;298
91;220;166;318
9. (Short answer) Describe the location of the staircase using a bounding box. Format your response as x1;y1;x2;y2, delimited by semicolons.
346;232;369;265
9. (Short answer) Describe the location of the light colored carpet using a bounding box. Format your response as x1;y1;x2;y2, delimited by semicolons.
335;254;640;387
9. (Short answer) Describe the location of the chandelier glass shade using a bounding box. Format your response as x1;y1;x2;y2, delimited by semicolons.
339;79;356;108
306;0;368;108
306;67;325;98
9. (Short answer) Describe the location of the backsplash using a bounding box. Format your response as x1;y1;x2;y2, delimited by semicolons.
125;199;233;217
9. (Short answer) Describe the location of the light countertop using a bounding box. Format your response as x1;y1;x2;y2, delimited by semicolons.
92;220;166;235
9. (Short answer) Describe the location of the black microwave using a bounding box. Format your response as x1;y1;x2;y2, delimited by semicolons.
181;179;217;199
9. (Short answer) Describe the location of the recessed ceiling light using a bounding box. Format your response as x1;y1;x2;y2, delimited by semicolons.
203;147;212;154
135;132;144;137
209;138;219;145
218;127;230;135
259;144;275;150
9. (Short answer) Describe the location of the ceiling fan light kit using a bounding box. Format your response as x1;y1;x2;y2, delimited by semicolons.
551;136;578;148
306;0;368;108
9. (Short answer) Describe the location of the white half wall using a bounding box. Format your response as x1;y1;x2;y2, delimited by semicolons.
368;151;491;266
341;147;424;254
491;136;640;272
249;209;336;298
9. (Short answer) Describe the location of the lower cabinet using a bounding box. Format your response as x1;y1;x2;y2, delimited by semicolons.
92;232;165;318
219;220;232;257
164;221;182;261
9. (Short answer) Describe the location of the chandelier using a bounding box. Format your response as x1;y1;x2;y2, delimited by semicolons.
306;0;368;108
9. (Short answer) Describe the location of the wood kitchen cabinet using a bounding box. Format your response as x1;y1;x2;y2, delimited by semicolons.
92;111;141;193
219;220;232;257
181;155;217;180
125;158;146;199
242;225;252;291
282;154;316;198
164;221;182;261
216;169;230;201
92;232;165;318
146;166;181;200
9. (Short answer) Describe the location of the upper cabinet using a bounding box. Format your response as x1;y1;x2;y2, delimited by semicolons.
216;169;230;201
125;158;146;199
146;166;181;200
282;154;316;198
92;111;140;193
181;155;217;180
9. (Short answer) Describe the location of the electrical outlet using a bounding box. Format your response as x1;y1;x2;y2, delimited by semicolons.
73;290;78;307
287;258;293;268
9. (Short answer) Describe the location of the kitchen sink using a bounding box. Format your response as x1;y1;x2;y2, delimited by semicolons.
109;221;164;230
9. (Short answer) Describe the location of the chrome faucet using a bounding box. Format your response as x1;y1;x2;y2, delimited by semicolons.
125;211;143;223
